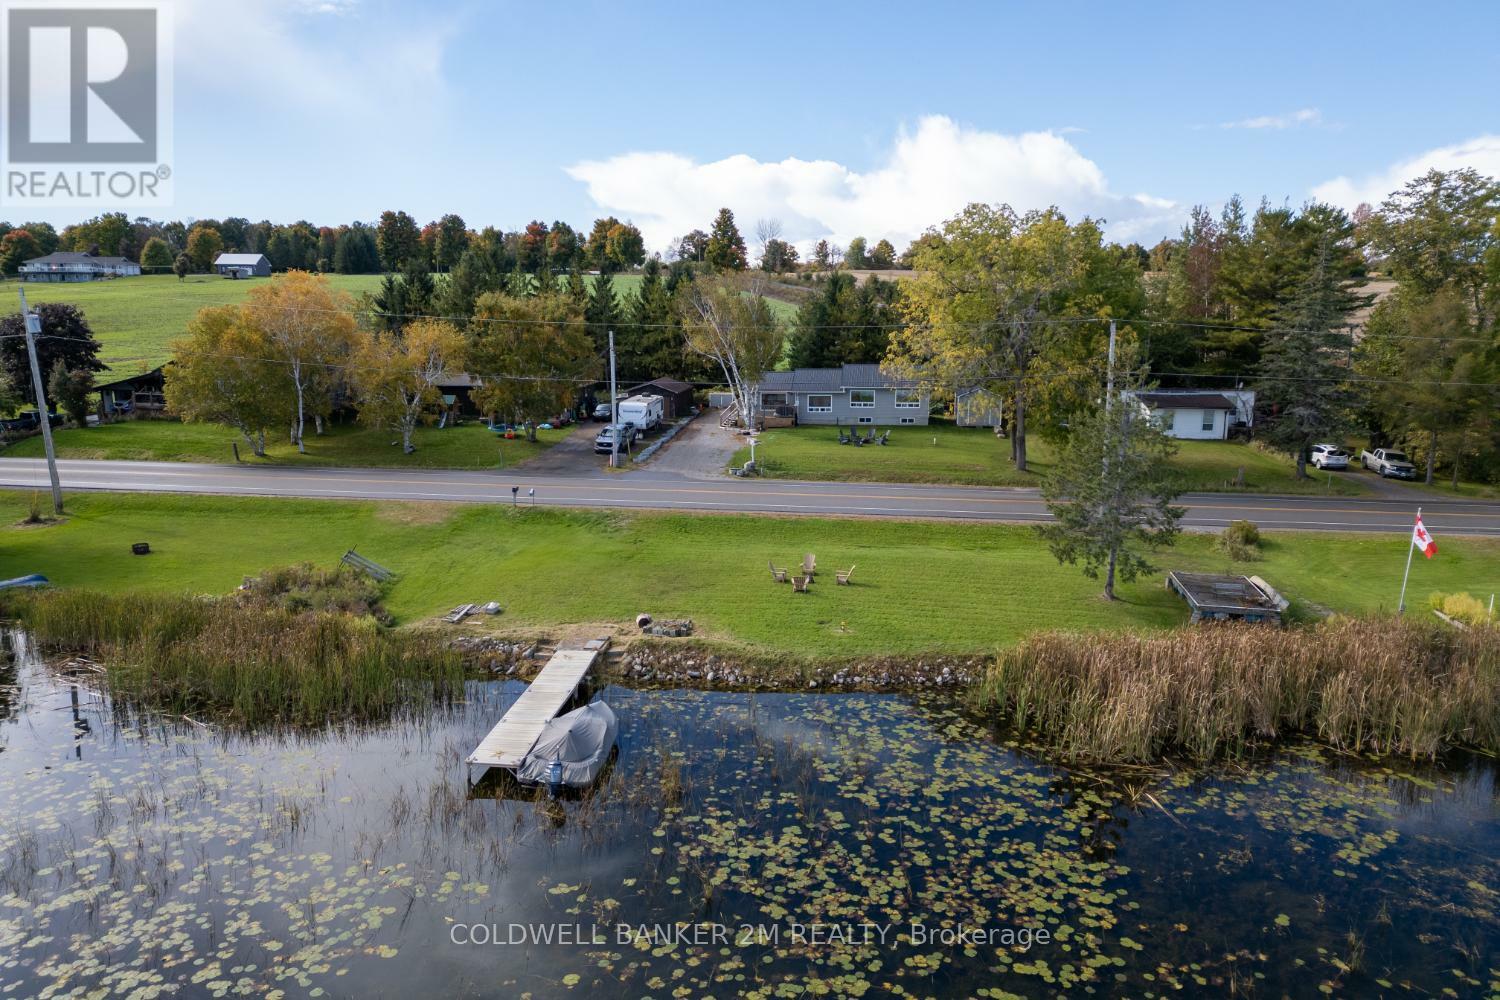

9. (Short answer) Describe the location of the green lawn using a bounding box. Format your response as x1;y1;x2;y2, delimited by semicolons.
0;419;567;469
4;491;1492;658
9;273;387;374
732;423;1367;495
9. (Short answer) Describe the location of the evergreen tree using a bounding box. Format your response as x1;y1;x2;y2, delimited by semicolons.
399;255;435;318
372;274;407;332
620;258;684;379
1038;357;1184;600
786;272;898;368
705;208;747;270
586;270;620;353
435;247;500;323
566;249;589;311
1256;238;1358;479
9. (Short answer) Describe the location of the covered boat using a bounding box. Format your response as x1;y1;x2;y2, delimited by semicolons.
516;701;617;790
0;574;48;590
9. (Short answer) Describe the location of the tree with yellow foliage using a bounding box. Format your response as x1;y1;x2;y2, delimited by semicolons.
243;271;359;452
353;318;466;454
167;305;294;457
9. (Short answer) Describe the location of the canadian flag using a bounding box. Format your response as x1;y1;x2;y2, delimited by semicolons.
1412;514;1437;559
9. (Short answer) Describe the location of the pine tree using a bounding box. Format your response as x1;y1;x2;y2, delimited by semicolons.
586;270;619;353
1256;237;1357;479
705;208;747;270
1038;359;1184;600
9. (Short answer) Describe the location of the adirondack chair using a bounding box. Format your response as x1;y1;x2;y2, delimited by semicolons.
862;428;877;444
802;553;816;578
837;429;850;445
791;575;811;593
877;430;890;446
836;565;856;585
768;561;788;583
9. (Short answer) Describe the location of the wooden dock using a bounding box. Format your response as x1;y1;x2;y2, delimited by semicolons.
466;638;610;776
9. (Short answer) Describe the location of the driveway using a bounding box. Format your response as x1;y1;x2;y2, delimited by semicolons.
508;423;604;477
630;416;744;480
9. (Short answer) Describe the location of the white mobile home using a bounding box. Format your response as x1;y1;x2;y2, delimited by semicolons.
1125;390;1255;440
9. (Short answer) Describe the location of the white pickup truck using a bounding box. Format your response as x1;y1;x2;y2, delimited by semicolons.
1360;448;1418;479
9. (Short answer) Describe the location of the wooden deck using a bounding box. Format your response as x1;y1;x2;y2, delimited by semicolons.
466;639;609;775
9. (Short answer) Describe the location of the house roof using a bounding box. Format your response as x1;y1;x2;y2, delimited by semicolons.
758;364;917;393
435;373;481;388
629;378;694;395
95;365;166;392
1136;391;1237;411
214;253;269;266
23;251;134;267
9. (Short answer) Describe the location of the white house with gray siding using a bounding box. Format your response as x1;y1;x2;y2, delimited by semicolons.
751;364;930;426
20;251;141;282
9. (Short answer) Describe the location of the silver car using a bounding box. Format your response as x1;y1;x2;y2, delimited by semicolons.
1310;444;1349;470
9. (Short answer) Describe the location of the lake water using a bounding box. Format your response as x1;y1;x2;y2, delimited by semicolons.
1;632;1495;998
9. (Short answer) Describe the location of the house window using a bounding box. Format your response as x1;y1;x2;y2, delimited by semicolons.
857;416;873;424
1201;410;1216;432
900;417;917;425
895;389;921;408
805;394;832;413
761;392;788;407
849;389;875;408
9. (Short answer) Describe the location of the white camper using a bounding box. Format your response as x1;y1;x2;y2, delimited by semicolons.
617;394;663;432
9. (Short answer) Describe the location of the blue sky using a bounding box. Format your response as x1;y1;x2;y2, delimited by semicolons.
23;0;1500;252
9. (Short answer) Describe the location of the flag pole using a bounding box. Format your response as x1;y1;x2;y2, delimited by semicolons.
1397;507;1419;614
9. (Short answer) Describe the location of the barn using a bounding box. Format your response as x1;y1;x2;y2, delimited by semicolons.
213;253;272;278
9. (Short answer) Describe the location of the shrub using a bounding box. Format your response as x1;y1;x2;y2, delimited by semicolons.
236;562;391;624
1216;519;1261;561
1427;591;1493;627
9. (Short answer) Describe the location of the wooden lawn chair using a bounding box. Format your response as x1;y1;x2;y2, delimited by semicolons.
768;561;788;583
791;575;810;593
836;565;856;585
802;553;816;578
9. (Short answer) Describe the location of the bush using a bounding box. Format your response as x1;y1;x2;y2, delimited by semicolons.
1427;591;1493;627
236;562;392;625
1216;519;1261;561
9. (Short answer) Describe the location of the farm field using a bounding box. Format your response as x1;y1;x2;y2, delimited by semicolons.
731;422;1369;495
8;274;386;374
5;490;1493;657
6;272;797;377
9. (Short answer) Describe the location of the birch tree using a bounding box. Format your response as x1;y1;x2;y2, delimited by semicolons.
244;271;358;452
167;305;293;457
680;274;782;428
353;319;466;454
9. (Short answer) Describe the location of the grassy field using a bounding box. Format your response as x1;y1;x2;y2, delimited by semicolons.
3;491;1493;658
0;418;567;469
7;272;797;376
731;423;1367;495
8;273;386;374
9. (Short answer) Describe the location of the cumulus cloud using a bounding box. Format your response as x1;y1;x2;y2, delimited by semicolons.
1312;135;1500;208
566;115;1181;255
1219;108;1322;130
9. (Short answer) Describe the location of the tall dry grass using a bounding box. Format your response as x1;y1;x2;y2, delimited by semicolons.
3;590;464;726
971;618;1499;761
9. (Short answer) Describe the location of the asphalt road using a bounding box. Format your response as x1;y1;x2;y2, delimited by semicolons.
3;457;1500;536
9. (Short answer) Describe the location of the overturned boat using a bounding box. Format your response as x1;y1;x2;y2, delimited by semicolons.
516;701;618;791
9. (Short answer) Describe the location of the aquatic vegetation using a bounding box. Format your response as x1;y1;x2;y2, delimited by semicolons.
235;562;393;625
1;590;463;725
0;640;1495;998
973;617;1500;761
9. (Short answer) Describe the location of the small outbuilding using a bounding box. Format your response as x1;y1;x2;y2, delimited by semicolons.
96;366;167;418
627;378;696;420
1167;571;1287;625
213;253;272;278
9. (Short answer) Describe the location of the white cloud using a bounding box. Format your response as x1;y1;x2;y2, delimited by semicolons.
565;115;1181;256
1312;135;1500;208
173;0;457;119
1220;108;1322;130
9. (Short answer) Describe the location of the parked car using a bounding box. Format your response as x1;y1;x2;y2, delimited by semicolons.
1360;448;1417;479
590;402;613;422
592;423;639;454
1310;444;1349;470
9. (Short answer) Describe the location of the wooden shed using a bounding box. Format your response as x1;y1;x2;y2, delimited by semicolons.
627;378;696;420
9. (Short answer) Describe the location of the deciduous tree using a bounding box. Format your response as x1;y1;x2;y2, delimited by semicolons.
140;236;173;271
0;303;106;407
244;272;359;452
185;224;223;272
467;293;598;440
680;274;781;426
46;363;94;427
375;210;421;272
167;305;292;456
353;319;466;453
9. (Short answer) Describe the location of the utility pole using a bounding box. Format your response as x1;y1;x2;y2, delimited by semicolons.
607;329;620;468
19;288;63;514
1104;319;1117;415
